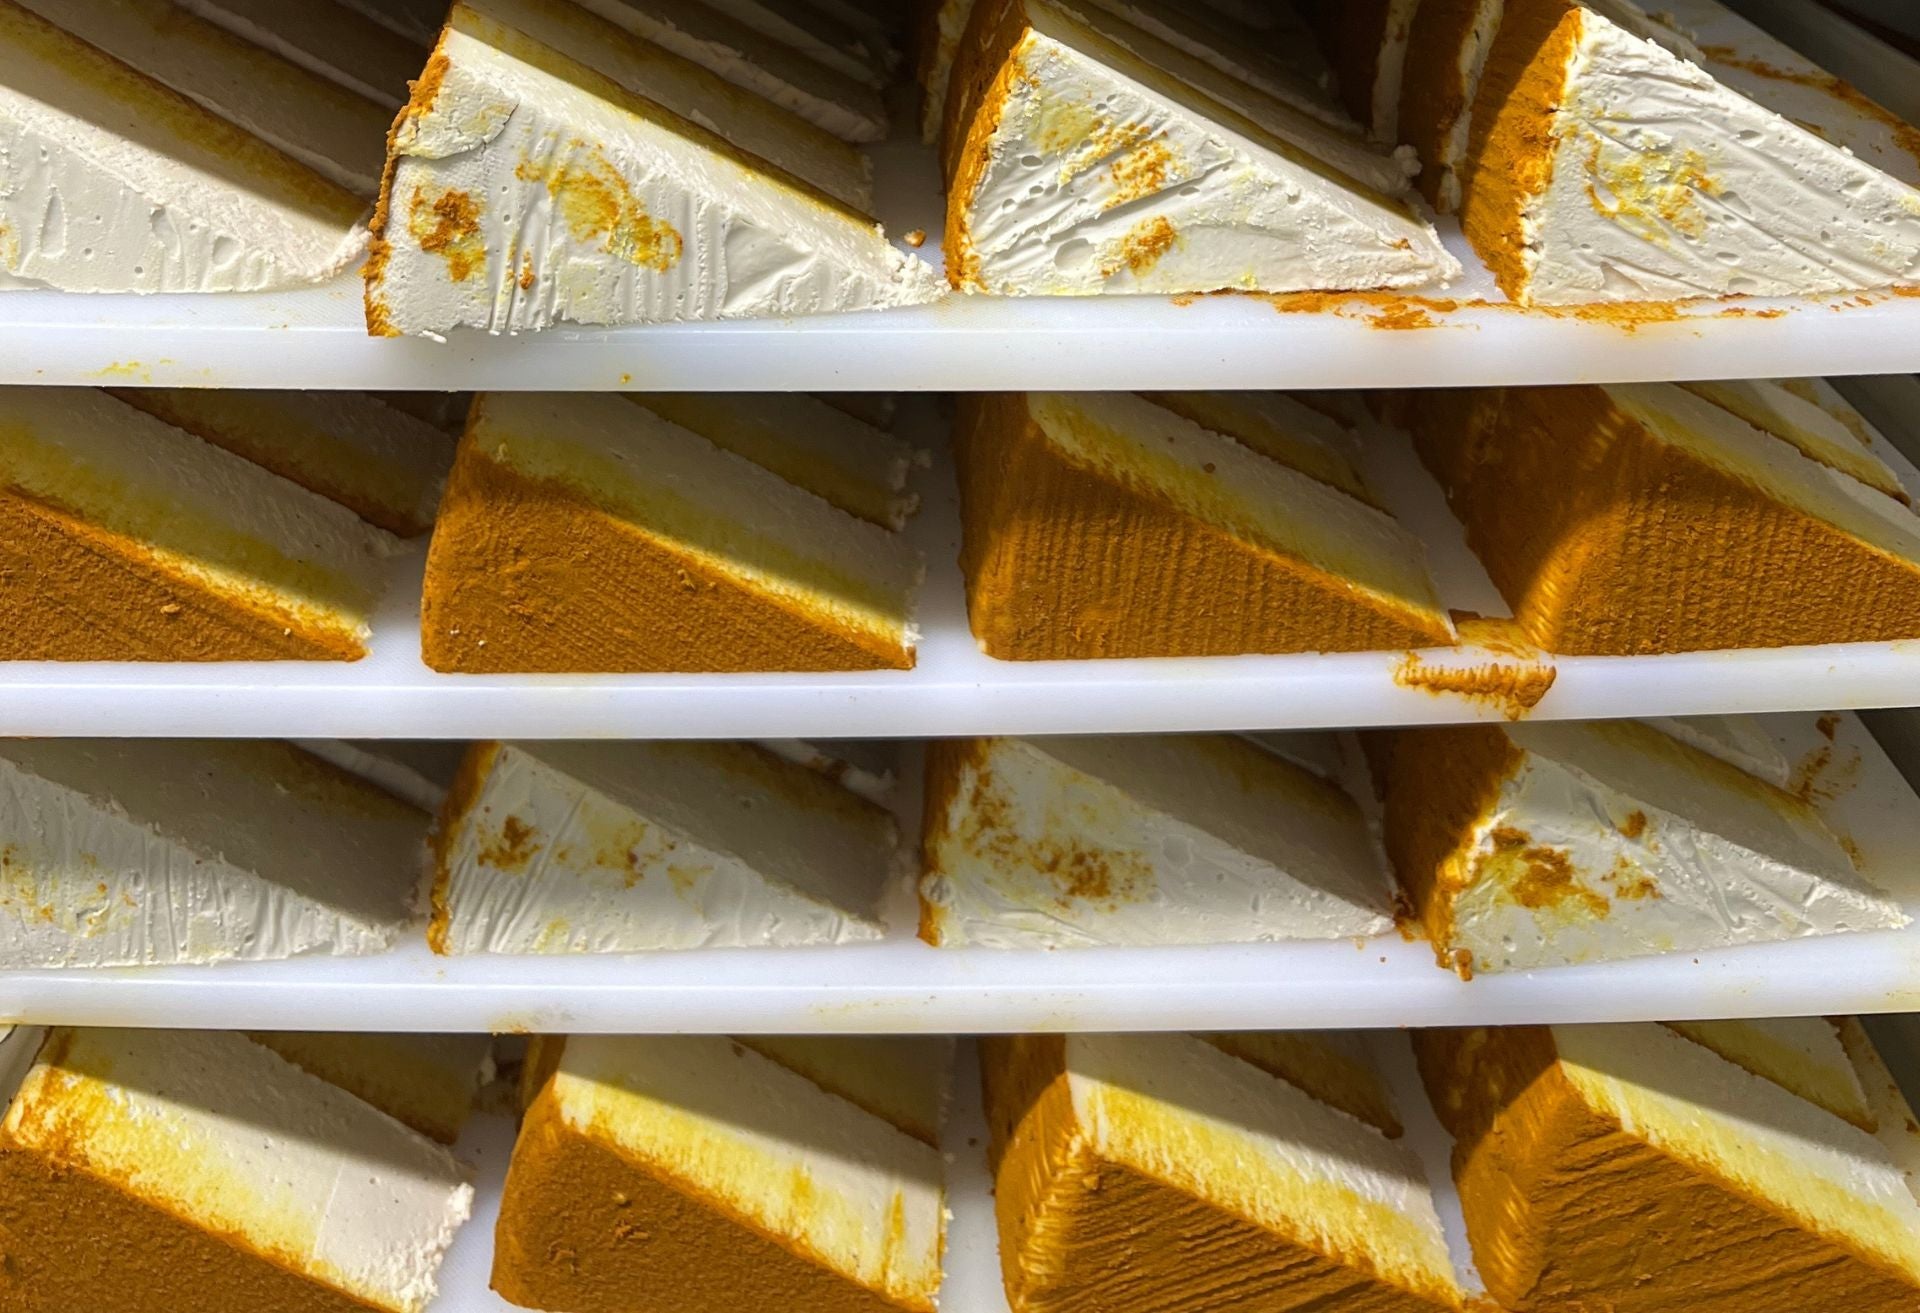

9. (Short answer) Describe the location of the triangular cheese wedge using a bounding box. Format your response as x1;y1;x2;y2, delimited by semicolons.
421;391;921;672
1377;718;1907;976
173;0;425;109
943;0;1457;295
1679;378;1911;505
431;740;899;954
17;0;392;197
574;0;888;142
1305;0;1421;139
495;1034;945;1313
982;1032;1464;1313
1396;0;1501;212
0;0;368;292
1644;714;1793;789
1417;1022;1920;1309
1138;389;1379;507
368;0;938;335
1408;382;1920;653
920;734;1397;947
956;392;1452;659
1456;0;1920;303
1837;1018;1920;1205
0;388;399;662
919;0;979;142
111;388;456;537
246;1032;495;1144
0;1027;473;1313
1203;1030;1405;1137
1665;1018;1874;1130
735;1035;955;1147
702;0;889;87
0;739;428;968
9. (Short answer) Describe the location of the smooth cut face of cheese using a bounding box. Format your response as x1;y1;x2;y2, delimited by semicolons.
944;0;1458;296
920;734;1397;948
734;1035;955;1148
1666;1018;1874;1130
246;1032;495;1145
1138;389;1377;507
1459;0;1920;304
701;0;889;87
1203;1030;1405;1138
982;1032;1464;1313
0;0;368;293
170;0;426;108
369;2;939;336
111;389;456;537
955;391;1453;660
0;1027;473;1313
432;740;899;954
1417;1021;1920;1312
0;739;428;969
0;388;400;662
1677;378;1912;506
1644;715;1792;789
420;391;922;673
14;0;393;198
493;1033;945;1313
1837;1019;1920;1205
1379;719;1907;976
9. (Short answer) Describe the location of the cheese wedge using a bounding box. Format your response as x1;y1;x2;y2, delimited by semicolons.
1679;378;1911;505
1456;0;1920;304
1306;0;1421;139
956;392;1452;660
0;387;399;662
0;0;368;293
943;0;1457;296
420;391;922;672
920;734;1397;948
1644;715;1793;789
1665;1018;1874;1130
1203;1030;1405;1137
0;739;427;969
369;1;938;336
919;0;978;143
0;1027;472;1313
574;0;888;143
702;0;890;87
734;1035;955;1148
1837;1018;1920;1204
295;740;470;813
247;1032;495;1144
172;0;426;108
111;389;456;537
1376;718;1907;976
431;740;899;954
1408;382;1920;653
16;0;391;197
756;738;903;805
1396;0;1501;211
1417;1021;1920;1311
1138;388;1377;507
495;1034;945;1313
982;1032;1463;1313
627;390;921;529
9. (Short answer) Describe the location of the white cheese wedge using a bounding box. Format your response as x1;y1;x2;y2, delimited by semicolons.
983;1032;1464;1311
816;390;899;430
171;0;427;109
0;1027;473;1313
755;739;903;805
1645;715;1794;790
920;734;1397;948
498;1034;945;1312
1078;0;1351;130
0;740;428;969
1680;378;1912;506
247;1031;495;1144
16;0;392;198
1203;1029;1405;1137
735;1035;954;1146
700;0;888;87
370;1;937;335
946;0;1457;296
1837;1019;1920;1204
1666;1018;1874;1129
573;0;888;143
0;0;369;293
1462;0;1920;304
1391;719;1907;975
1137;388;1376;507
432;740;899;954
628;391;920;529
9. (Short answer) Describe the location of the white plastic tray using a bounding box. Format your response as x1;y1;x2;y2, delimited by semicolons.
7;381;1920;740
2;0;1917;392
9;711;1920;1034
427;1023;1920;1312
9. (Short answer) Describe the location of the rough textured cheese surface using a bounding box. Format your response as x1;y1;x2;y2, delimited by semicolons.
920;734;1396;948
0;739;428;969
2;1027;473;1313
946;0;1457;296
0;0;369;292
433;741;898;954
369;3;939;335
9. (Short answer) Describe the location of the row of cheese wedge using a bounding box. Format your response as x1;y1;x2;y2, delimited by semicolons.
0;716;1904;977
8;375;1920;670
8;1019;1920;1313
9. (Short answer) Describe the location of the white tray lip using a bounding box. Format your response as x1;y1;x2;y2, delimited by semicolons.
1;0;1918;391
